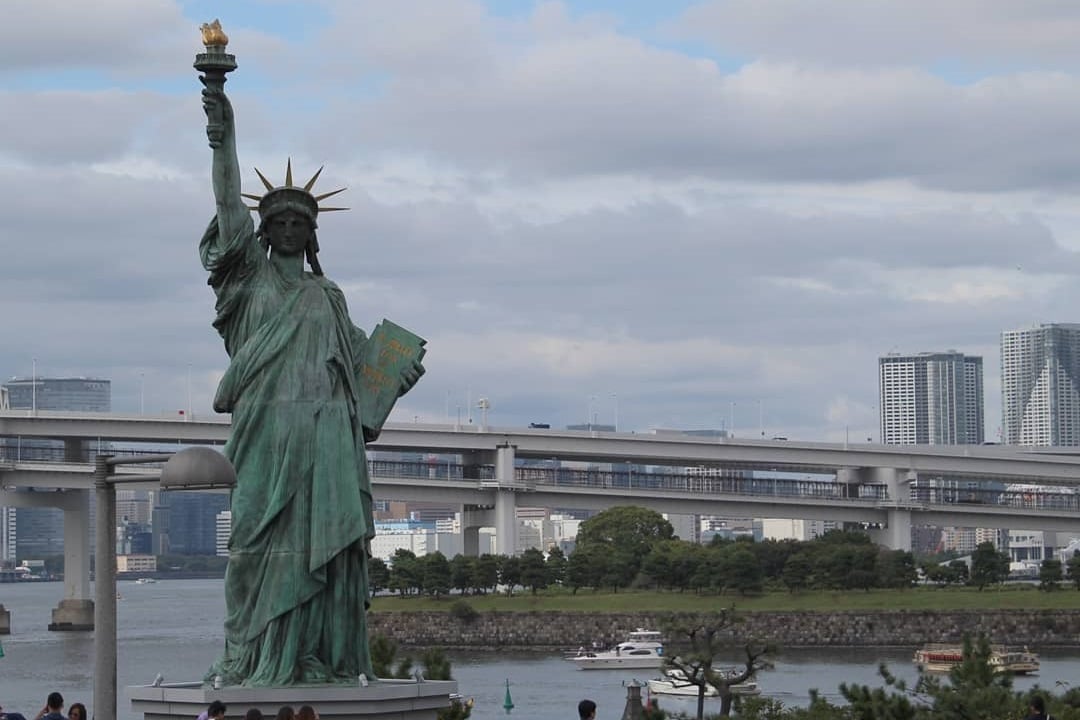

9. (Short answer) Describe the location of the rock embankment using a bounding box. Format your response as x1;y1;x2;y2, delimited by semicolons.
369;609;1080;649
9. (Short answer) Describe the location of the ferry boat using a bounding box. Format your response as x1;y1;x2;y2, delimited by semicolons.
913;644;1039;674
647;668;761;697
569;629;665;670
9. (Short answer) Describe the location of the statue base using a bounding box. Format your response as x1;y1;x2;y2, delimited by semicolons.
129;679;458;720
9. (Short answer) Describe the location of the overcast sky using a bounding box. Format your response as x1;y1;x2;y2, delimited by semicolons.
4;0;1080;441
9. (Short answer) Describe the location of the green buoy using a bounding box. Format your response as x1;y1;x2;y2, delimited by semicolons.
503;678;514;713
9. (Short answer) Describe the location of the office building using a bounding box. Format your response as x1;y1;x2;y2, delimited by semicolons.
879;352;984;445
1001;324;1080;446
160;491;230;555
216;510;232;558
2;377;111;412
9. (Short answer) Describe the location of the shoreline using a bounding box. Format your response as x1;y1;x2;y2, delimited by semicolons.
370;608;1080;649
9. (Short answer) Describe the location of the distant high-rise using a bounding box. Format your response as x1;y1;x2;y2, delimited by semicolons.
1001;324;1080;446
2;377;110;412
161;491;230;556
879;352;984;445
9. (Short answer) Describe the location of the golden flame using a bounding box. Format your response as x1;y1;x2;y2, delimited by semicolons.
200;19;229;47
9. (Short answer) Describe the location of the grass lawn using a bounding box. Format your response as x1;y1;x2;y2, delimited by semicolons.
369;585;1080;613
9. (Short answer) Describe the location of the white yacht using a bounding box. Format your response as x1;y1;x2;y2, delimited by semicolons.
569;629;665;670
647;668;761;697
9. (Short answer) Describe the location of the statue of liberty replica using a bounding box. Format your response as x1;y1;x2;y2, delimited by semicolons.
194;20;425;687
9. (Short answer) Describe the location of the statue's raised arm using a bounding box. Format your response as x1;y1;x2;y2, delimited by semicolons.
194;21;246;242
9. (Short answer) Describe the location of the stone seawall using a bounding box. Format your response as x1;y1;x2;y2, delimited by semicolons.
368;610;1080;649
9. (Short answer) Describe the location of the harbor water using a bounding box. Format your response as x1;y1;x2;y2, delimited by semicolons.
1;579;1077;720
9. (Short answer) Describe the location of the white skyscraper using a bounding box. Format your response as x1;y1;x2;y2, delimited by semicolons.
879;352;984;445
1001;324;1080;446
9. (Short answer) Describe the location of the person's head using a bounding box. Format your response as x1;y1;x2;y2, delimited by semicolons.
296;706;318;720
208;700;228;720
67;703;87;720
274;706;295;720
1030;695;1046;713
244;709;264;720
578;699;597;720
47;693;63;711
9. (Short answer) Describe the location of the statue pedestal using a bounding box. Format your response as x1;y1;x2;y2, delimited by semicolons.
48;598;94;631
129;679;458;720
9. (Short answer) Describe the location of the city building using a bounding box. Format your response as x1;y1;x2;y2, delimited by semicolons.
2;377;111;412
216;510;231;558
160;491;230;555
760;518;838;542
117;554;157;573
879;352;984;445
369;519;463;561
1001;324;1080;446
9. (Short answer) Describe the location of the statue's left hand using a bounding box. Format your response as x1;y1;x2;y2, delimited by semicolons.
398;359;425;396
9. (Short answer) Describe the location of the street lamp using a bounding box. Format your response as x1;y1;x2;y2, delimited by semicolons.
93;447;236;720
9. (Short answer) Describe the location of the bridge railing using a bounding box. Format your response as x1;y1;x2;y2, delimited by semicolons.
515;466;892;501
911;484;1080;512
6;449;1080;511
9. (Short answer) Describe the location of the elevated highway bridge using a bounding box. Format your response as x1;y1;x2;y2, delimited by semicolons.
4;411;1080;630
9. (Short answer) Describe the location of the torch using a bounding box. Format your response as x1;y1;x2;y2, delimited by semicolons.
194;20;237;139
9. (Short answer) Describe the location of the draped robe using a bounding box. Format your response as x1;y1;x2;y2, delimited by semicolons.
200;212;375;686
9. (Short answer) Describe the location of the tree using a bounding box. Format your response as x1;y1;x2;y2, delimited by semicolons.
642;539;684;590
519;547;549;594
472;554;501;595
368;557;390;596
566;544;605;593
575;505;675;586
969;542;1009;590
390;549;421;596
449;554;475;595
370;636;471;720
422;551;451;598
877;549;917;589
947;559;970;586
725;547;764;596
782;552;813;593
1068;550;1080;590
838;635;1022;720
545;546;567;586
1039;557;1063;591
662;609;773;719
499;555;522;596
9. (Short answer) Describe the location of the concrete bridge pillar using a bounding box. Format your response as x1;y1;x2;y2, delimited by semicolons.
0;604;10;634
880;508;912;552
494;444;518;556
50;488;93;631
865;468;913;552
461;504;495;557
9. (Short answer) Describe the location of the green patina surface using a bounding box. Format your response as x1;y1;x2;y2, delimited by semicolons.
196;26;423;687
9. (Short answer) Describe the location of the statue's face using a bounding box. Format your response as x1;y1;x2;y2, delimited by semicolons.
265;210;313;257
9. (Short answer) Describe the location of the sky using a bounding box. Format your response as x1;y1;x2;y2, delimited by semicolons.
4;0;1080;442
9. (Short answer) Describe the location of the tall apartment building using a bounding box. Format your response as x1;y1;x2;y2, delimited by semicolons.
1;377;111;562
879;352;984;445
1001;324;1080;446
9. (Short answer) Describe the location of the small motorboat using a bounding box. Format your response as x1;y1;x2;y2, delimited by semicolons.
647;668;761;697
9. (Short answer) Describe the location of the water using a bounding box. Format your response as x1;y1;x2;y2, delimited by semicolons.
1;580;1077;719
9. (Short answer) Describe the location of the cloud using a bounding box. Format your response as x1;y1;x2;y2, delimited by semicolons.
670;1;1080;69
2;0;1080;442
